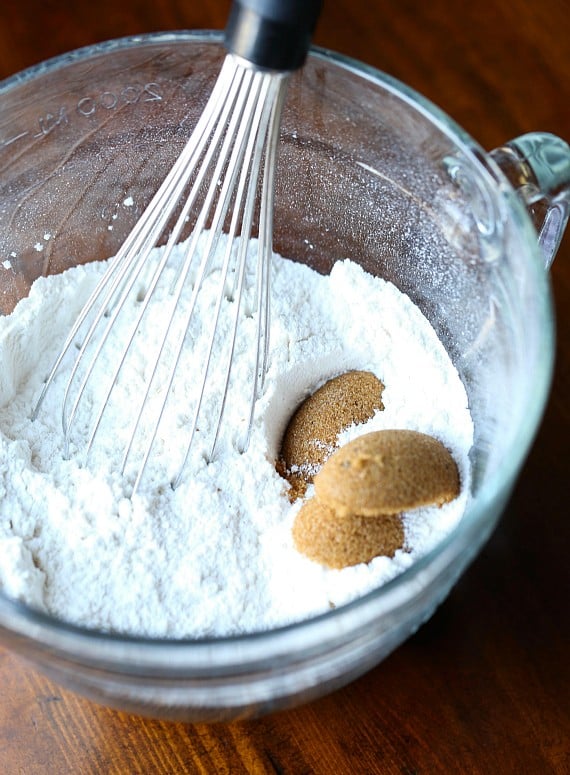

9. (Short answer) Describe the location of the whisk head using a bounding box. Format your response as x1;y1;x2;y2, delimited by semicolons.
33;54;290;495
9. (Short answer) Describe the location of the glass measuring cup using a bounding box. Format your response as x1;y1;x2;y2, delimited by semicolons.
0;32;568;720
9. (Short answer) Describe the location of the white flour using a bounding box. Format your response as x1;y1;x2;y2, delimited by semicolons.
0;236;473;637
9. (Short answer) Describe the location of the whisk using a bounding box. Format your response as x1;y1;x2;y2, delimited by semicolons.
33;0;322;494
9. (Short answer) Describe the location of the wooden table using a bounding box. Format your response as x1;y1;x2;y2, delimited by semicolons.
1;1;569;772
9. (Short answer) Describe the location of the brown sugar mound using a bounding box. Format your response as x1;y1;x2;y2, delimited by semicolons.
293;498;404;569
314;429;460;518
291;430;460;570
279;370;384;495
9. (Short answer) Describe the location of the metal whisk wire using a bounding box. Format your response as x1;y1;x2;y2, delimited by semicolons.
32;0;322;495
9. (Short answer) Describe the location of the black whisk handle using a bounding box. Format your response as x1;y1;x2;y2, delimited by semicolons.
225;0;323;71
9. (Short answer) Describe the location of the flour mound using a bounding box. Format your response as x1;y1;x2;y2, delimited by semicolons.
0;235;473;637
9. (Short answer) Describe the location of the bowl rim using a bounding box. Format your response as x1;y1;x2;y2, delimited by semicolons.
0;30;555;663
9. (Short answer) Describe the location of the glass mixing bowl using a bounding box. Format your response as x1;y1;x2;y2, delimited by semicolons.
0;32;568;721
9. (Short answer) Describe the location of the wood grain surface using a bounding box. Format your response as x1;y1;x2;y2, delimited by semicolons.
1;1;569;773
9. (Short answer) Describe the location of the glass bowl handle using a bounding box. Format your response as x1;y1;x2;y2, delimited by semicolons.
490;132;570;268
